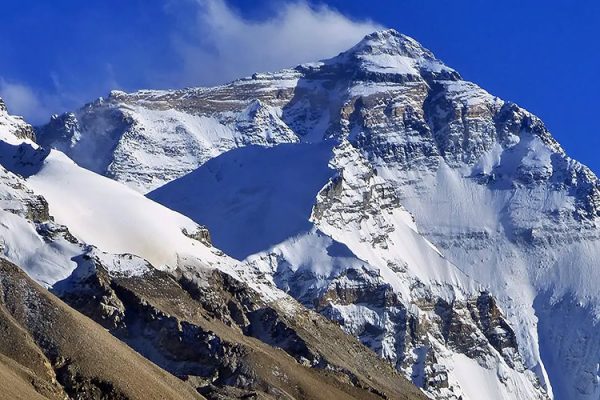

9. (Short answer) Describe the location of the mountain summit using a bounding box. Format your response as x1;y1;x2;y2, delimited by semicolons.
3;28;596;399
329;28;458;79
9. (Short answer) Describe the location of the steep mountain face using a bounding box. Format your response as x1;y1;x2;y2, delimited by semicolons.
0;98;35;143
333;32;600;400
150;136;545;399
34;28;598;400
0;99;425;399
36;88;299;193
0;258;205;400
55;257;425;400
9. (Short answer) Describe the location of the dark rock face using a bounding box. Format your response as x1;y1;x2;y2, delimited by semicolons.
56;255;127;330
23;194;51;222
0;258;205;400
317;267;401;310
54;361;129;400
55;259;426;399
471;292;519;360
11;123;36;142
36;112;81;147
312;269;528;394
182;226;212;246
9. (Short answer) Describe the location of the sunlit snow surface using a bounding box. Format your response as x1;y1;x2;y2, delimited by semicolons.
23;148;292;299
0;115;288;302
27;150;210;268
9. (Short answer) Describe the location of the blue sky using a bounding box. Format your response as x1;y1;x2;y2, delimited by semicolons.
0;0;599;173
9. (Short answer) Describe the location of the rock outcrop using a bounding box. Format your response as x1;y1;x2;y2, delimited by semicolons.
0;258;205;400
55;255;426;400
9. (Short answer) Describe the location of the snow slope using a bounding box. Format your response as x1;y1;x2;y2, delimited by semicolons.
0;101;291;304
150;142;334;259
27;149;217;269
0;101;85;285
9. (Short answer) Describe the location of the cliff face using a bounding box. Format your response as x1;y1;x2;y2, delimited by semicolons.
55;256;426;400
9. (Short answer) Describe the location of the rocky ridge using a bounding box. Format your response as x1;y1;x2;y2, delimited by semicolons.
0;257;205;400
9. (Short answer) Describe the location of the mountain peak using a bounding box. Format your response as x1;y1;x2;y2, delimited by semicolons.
352;29;427;57
0;97;36;143
327;28;456;79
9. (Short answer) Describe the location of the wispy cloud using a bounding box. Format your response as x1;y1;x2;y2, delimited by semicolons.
0;1;382;124
0;79;52;123
168;0;382;86
0;69;119;125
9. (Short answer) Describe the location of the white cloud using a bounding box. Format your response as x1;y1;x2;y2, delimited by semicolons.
0;77;91;125
0;79;51;123
1;1;382;124
170;0;382;86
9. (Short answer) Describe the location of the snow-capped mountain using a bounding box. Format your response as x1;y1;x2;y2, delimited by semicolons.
0;95;428;399
35;28;600;399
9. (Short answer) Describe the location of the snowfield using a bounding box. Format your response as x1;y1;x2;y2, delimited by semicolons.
27;149;213;268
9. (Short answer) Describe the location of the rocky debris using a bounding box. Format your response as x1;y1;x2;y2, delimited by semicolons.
55;254;127;330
